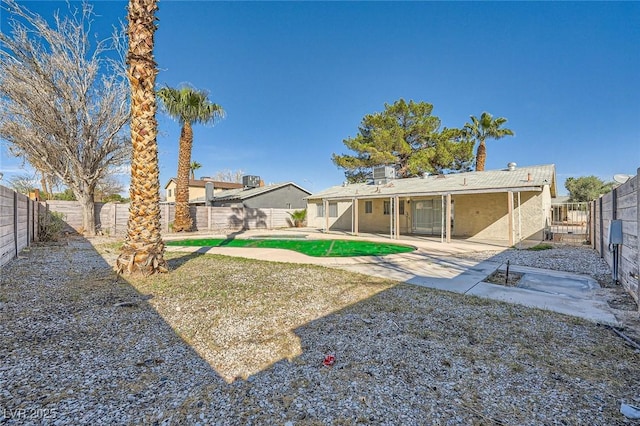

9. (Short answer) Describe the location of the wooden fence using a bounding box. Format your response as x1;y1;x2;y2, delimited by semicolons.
0;184;40;268
591;168;639;308
46;201;297;236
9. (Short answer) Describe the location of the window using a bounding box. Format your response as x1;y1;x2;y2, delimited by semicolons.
329;202;338;217
316;203;324;217
365;201;373;214
383;200;403;215
168;189;172;197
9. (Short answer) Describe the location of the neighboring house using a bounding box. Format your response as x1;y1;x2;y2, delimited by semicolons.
212;182;311;209
164;178;243;203
307;164;557;245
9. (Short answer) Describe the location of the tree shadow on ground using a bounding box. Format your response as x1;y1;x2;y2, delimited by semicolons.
165;250;207;270
228;206;268;231
0;236;228;424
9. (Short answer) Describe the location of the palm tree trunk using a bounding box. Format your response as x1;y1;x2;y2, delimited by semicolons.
116;0;167;276
475;140;487;171
173;121;194;232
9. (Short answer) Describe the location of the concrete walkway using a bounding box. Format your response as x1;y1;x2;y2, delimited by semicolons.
164;228;618;325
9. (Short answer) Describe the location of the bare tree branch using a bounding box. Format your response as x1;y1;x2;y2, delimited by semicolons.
0;0;130;235
210;168;245;183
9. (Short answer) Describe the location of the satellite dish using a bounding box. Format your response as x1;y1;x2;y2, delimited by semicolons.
613;174;631;184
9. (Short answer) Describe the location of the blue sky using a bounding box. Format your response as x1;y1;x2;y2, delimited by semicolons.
1;1;639;196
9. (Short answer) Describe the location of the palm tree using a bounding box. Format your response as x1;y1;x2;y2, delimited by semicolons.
463;112;514;171
115;0;167;275
157;86;224;232
190;161;202;180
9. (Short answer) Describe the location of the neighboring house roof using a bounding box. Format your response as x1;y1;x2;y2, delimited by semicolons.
309;164;557;200
552;195;571;204
214;182;311;202
164;178;243;190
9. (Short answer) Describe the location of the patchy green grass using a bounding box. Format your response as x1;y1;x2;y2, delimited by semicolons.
527;243;554;251
165;238;415;257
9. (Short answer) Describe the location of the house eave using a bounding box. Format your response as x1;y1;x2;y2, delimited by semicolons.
308;186;545;201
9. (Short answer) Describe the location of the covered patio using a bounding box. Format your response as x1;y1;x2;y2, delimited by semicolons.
307;164;557;245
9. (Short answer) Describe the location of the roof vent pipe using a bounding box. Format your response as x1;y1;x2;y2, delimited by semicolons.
527;173;532;182
507;162;517;171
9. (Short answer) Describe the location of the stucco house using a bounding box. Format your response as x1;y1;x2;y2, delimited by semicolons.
306;164;557;245
164;178;243;203
212;182;311;209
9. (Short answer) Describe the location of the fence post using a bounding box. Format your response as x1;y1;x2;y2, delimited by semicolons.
32;200;36;243
26;199;30;246
599;197;604;257
637;168;640;308
590;201;595;249
13;191;18;257
34;202;39;242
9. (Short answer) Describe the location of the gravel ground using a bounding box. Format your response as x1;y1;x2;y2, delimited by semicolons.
0;239;639;425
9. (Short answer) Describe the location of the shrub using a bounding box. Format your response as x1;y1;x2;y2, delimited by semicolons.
288;209;307;227
38;211;66;242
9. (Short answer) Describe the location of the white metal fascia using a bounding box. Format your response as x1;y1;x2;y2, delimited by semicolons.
313;186;544;201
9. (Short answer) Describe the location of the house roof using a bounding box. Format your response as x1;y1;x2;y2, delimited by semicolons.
213;182;311;202
164;178;243;190
308;164;557;200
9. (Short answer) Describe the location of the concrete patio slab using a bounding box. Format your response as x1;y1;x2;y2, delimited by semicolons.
467;282;618;325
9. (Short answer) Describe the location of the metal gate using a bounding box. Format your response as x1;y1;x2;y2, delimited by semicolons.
546;202;590;245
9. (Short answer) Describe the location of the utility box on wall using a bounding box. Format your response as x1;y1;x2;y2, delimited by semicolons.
609;219;623;244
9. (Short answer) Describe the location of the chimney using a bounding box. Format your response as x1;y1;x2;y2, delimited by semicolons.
507;162;517;171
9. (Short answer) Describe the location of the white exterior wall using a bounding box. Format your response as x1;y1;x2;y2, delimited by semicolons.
308;187;550;242
306;199;353;231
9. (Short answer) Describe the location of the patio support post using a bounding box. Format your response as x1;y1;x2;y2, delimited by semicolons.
324;199;329;232
389;197;393;239
517;192;522;247
353;198;359;236
394;196;400;239
445;193;452;243
440;195;444;243
508;191;514;246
